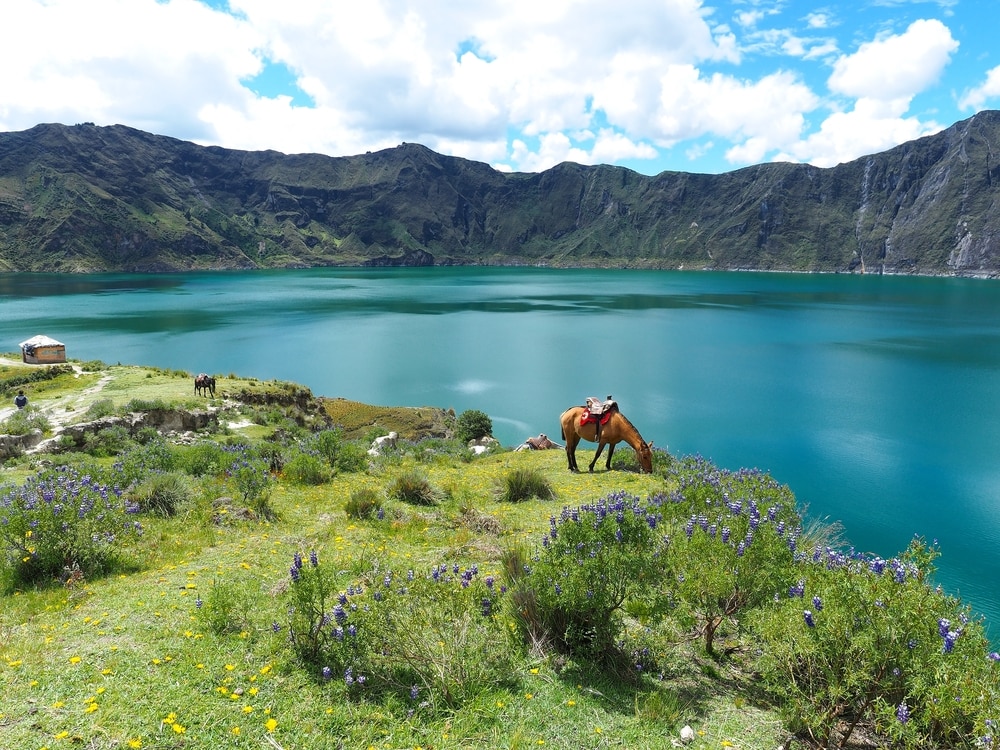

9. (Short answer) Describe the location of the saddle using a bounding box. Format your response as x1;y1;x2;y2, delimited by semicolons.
580;396;617;440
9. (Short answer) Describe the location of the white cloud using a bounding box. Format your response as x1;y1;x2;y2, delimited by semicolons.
0;0;985;176
766;18;958;168
0;0;261;140
828;19;957;101
779;99;944;167
959;65;1000;111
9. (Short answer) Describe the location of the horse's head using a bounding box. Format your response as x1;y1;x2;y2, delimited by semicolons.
637;440;654;473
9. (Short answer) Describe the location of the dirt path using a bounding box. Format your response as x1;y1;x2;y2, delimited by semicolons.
0;358;114;430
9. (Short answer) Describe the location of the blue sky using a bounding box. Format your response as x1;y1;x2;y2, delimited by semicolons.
2;0;998;175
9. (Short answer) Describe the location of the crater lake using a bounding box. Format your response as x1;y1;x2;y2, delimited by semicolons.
3;267;1000;639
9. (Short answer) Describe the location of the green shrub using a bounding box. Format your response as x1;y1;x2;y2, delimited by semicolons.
662;458;800;655
197;575;261;636
123;397;169;412
128;471;192;516
0;406;50;436
83;425;134;457
310;429;344;464
455;409;492;443
335;441;370;473
283;450;331;485
284;552;517;706
511;492;669;665
345;487;383;520
749;537;1000;749
0;466;143;588
175;441;230;476
224;444;276;520
387;470;439;506
114;438;178;487
84;398;116;420
497;467;555;503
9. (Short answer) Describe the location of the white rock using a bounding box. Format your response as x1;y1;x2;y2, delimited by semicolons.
680;725;695;744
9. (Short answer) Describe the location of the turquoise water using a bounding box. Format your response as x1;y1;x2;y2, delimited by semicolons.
3;268;1000;638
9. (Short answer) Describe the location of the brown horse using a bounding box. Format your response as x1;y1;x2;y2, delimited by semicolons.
559;405;653;473
194;373;216;397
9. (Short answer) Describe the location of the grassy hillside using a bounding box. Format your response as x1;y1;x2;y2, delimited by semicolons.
1;360;998;749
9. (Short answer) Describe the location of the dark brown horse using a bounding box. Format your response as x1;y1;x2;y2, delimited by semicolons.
194;373;216;397
559;404;653;473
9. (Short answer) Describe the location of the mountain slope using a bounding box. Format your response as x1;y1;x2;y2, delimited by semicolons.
2;112;999;274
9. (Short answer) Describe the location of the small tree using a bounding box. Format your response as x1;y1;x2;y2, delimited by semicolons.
455;409;492;443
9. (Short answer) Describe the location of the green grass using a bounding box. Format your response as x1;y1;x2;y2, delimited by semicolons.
9;361;979;750
1;445;776;750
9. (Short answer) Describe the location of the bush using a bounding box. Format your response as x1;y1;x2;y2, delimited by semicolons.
387;470;439;506
84;398;116;420
345;487;383;520
334;441;370;473
662;457;800;655
283;450;331;485
197;574;261;636
175;441;231;476
510;492;669;665
497;467;555;503
128;471;192;516
284;552;518;706
123;397;170;412
113;438;178;488
83;425;134;457
749;537;1000;749
0;466;143;588
224;444;276;519
455;409;492;443
0;405;50;436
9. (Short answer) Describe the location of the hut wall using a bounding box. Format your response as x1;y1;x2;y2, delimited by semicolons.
23;345;66;364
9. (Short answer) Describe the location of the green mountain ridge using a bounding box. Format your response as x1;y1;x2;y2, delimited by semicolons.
2;111;1000;274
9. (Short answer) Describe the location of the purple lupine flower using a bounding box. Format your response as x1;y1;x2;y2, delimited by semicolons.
803;610;815;628
410;685;419;701
988;652;1000;661
309;550;318;567
322;666;332;680
812;596;823;611
289;565;300;582
943;630;960;653
272;621;282;632
938;618;951;638
897;700;909;724
293;552;303;570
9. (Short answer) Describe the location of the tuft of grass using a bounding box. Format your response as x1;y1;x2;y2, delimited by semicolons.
496;467;555;503
345;486;383;519
387;469;440;506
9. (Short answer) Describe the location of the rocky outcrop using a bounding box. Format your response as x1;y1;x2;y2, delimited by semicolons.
40;409;217;452
0;429;44;458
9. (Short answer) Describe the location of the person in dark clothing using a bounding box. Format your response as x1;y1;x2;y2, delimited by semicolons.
14;390;27;409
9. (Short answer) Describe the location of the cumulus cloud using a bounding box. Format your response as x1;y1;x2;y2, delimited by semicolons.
959;65;1000;111
828;19;957;101
0;0;984;175
774;18;958;167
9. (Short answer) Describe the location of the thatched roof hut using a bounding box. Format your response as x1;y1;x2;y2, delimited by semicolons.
20;335;66;364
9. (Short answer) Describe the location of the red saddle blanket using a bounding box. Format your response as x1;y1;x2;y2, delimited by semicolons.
579;410;613;427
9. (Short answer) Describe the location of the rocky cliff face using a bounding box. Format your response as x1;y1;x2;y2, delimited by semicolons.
2;112;999;275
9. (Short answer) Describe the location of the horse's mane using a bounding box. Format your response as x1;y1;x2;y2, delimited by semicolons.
614;408;646;444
